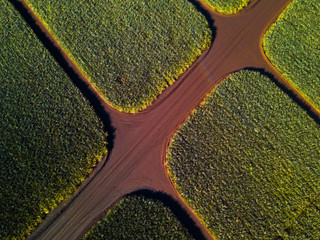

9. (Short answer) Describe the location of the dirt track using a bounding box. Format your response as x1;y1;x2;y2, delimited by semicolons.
10;0;320;239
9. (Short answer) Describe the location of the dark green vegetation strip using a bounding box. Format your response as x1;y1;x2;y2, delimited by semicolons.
263;0;320;109
167;70;320;239
26;0;211;112
203;0;251;14
83;195;193;240
0;1;107;238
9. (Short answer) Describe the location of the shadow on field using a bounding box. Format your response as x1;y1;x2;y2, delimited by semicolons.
9;0;115;152
244;67;320;125
131;189;207;240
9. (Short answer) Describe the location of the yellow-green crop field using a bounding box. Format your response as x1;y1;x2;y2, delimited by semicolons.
1;0;320;239
203;0;251;14
26;0;211;112
167;70;320;239
263;0;320;109
0;1;107;239
83;195;193;240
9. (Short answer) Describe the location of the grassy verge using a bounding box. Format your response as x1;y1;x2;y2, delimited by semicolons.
263;0;320;110
83;195;193;240
167;70;320;239
25;0;212;112
0;1;107;238
203;0;251;14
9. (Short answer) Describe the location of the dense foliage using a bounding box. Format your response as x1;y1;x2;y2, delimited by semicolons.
167;70;320;239
263;0;320;109
203;0;251;14
83;195;193;240
26;0;211;112
0;2;107;239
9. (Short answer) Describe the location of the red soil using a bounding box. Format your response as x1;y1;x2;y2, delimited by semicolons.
14;0;318;239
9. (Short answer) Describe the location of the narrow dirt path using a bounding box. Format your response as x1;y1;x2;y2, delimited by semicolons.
10;0;319;239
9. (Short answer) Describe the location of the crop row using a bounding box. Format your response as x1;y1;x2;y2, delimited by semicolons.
263;0;320;110
0;1;107;239
83;195;193;239
167;70;320;239
26;0;212;112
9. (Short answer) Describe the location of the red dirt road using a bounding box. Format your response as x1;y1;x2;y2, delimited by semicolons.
13;0;319;239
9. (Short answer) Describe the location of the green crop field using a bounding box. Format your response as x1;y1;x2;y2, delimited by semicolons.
3;0;319;238
203;0;251;14
25;0;211;112
0;1;107;239
83;195;193;240
263;0;320;110
167;70;320;239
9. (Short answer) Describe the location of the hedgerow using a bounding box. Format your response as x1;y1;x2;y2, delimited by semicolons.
0;1;107;239
167;70;320;239
25;0;212;112
203;0;251;14
263;0;320;110
83;195;193;240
